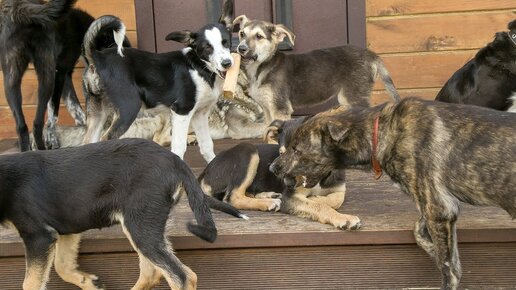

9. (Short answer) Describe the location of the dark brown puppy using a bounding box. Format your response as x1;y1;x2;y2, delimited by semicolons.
435;19;516;112
198;115;360;230
232;15;400;124
270;98;516;290
0;138;244;289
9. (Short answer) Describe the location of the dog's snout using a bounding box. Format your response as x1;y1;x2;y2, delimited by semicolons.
269;160;281;176
221;58;232;69
237;44;249;54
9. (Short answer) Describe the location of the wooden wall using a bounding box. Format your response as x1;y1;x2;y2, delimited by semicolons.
0;0;136;139
0;1;515;138
367;0;516;104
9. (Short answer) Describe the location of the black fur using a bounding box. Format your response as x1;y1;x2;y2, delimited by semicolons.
0;0;94;151
0;138;246;288
435;19;516;111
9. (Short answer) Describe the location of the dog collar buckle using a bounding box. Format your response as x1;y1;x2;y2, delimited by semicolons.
372;116;383;180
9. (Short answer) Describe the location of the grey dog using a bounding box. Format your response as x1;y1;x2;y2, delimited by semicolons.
270;98;515;290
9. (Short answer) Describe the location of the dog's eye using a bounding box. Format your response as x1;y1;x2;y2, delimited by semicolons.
256;34;264;40
239;31;245;38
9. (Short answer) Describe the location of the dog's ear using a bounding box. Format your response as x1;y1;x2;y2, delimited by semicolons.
508;19;516;31
219;0;234;31
264;120;284;144
325;120;348;142
165;31;196;45
233;15;249;31
273;24;295;46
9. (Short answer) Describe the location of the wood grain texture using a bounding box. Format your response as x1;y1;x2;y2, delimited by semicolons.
366;0;516;17
371;88;440;105
367;11;516;53
373;50;476;91
75;0;136;30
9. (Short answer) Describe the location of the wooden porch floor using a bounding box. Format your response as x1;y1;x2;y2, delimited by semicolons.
0;139;515;289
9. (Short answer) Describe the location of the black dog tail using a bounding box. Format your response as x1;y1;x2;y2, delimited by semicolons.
7;0;77;26
181;167;218;243
205;195;249;220
373;58;401;103
83;15;127;65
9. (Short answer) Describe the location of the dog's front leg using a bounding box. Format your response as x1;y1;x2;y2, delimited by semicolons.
54;234;104;290
190;111;216;162
307;191;345;210
171;110;194;159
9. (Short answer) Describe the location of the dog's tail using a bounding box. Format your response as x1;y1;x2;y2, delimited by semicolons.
83;15;127;65
7;0;77;26
373;58;401;103
205;195;249;220
181;167;219;243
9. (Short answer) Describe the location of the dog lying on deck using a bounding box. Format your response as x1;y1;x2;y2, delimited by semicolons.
0;138;245;290
82;0;235;163
0;0;93;151
435;19;516;112
198;112;361;230
269;98;516;290
232;15;400;124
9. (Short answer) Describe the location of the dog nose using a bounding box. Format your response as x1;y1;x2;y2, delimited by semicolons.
237;44;248;54
221;59;232;69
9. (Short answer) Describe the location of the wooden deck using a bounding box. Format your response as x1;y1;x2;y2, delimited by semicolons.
1;139;515;289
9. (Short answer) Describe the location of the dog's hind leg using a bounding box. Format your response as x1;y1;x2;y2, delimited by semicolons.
63;73;86;126
82;97;108;144
423;207;461;290
2;54;31;151
45;69;67;149
119;213;197;290
20;227;58;290
33;46;57;150
414;216;435;258
54;234;104;290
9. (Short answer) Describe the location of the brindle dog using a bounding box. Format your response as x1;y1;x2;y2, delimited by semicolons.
270;98;516;290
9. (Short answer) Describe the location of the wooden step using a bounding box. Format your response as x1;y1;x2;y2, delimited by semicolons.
1;139;515;289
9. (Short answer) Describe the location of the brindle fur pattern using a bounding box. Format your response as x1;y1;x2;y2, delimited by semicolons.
270;98;516;290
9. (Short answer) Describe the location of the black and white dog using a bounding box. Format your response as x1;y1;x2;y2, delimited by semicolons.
0;0;94;151
435;19;516;112
82;0;235;163
0;138;245;289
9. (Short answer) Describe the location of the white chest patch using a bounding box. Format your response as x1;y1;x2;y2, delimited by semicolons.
189;69;222;111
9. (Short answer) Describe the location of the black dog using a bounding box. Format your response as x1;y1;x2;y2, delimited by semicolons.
199;115;360;230
435;19;516;112
82;0;235;163
0;138;246;289
0;0;94;151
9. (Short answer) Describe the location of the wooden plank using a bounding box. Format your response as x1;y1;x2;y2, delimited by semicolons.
75;0;136;30
0;105;77;139
366;0;516;17
373;50;476;90
367;11;515;53
1;243;516;289
371;88;440;105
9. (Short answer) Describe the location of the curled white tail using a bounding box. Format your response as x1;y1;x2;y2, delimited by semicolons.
113;24;126;57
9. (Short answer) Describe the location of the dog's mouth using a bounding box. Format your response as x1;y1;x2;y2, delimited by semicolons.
240;54;258;64
216;69;227;79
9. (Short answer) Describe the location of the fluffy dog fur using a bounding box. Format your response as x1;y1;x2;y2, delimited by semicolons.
198;113;361;230
82;1;235;163
435;19;516;112
270;98;516;289
0;0;93;151
0;138;246;289
232;15;400;124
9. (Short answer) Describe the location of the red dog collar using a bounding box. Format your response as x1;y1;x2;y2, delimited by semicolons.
372;116;383;179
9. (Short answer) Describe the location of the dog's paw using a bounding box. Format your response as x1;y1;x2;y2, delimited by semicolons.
267;198;282;212
45;129;60;149
255;192;282;199
333;214;361;231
